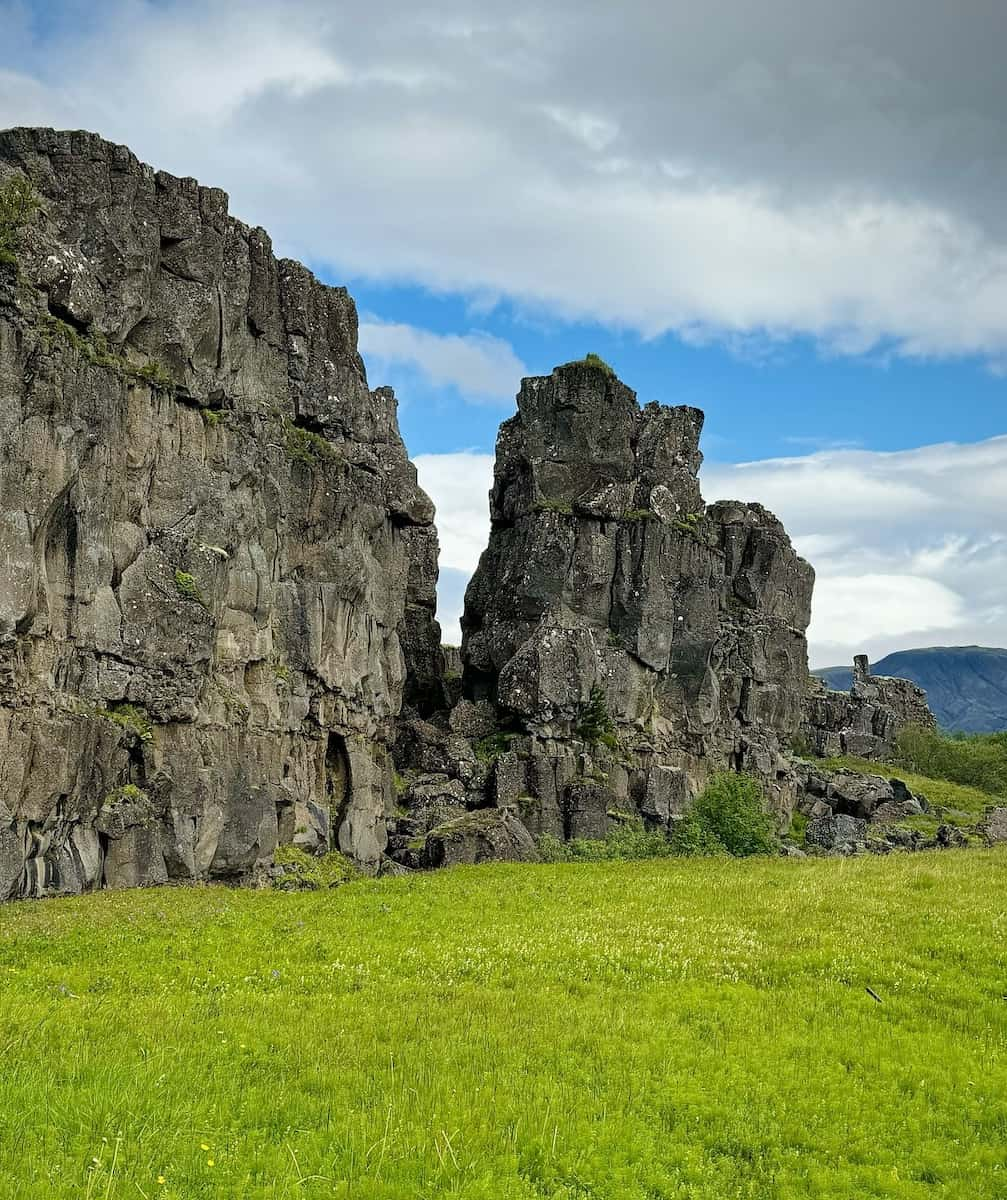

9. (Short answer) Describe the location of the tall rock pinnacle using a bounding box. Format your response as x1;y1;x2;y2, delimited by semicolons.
459;358;815;829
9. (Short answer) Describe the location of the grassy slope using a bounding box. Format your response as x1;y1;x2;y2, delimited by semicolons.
1;854;1006;1199
820;755;996;840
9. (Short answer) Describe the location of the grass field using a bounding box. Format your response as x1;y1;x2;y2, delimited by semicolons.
1;852;1006;1199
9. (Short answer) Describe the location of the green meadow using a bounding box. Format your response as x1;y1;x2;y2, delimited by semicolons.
1;851;1005;1199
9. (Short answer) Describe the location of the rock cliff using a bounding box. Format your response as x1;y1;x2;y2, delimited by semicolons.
0;128;440;897
0;130;941;897
392;361;816;855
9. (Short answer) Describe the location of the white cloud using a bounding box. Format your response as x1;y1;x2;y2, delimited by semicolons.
416;435;1007;660
414;451;494;644
3;1;1007;360
702;436;1007;665
808;574;965;644
414;452;494;572
359;321;525;401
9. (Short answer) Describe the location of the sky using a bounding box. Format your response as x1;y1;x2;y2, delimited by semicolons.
1;0;1004;666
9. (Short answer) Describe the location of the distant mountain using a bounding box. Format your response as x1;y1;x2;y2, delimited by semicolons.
813;646;1007;733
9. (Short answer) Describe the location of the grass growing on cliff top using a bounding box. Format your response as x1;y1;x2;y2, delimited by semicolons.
2;852;1006;1199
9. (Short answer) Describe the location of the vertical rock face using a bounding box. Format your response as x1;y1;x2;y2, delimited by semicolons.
0;128;439;898
458;361;815;831
802;655;937;759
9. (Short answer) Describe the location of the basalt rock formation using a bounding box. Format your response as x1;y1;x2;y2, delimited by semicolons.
1;130;941;899
389;361;817;861
0;128;441;898
802;654;936;760
815;646;1007;734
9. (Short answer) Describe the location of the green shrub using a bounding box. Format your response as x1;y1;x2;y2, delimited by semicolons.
688;772;777;857
537;820;673;863
895;725;1007;797
673;512;704;536
669;810;729;857
174;569;207;608
101;783;149;807
0;175;38;265
133;361;173;389
532;498;574;515
577;685;618;749
565;352;615;377
272;845;359;890
99;704;154;743
788;810;808;846
284;420;340;466
542;774;776;862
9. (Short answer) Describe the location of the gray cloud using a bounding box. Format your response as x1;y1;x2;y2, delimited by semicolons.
3;0;1007;358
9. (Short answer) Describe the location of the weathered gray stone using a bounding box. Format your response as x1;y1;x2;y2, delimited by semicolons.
492;751;529;808
779;843;807;858
805;813;868;854
936;824;969;849
458;361;814;832
802;656;936;761
0;128;439;896
448;699;498;740
797;765;929;828
393;716;482;789
420;807;540;867
982;807;1007;845
400;774;467;833
563;780;614;840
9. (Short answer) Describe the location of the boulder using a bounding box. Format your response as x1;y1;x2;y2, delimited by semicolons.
936;825;969;849
982;807;1007;845
420;808;540;868
402;775;467;831
797;766;927;824
805;814;868;854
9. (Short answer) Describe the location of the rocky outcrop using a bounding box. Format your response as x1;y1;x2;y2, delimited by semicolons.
420;807;540;868
792;763;975;855
0;130;949;895
453;361;815;834
803;654;937;759
796;764;929;823
390;366;945;867
0;128;439;897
